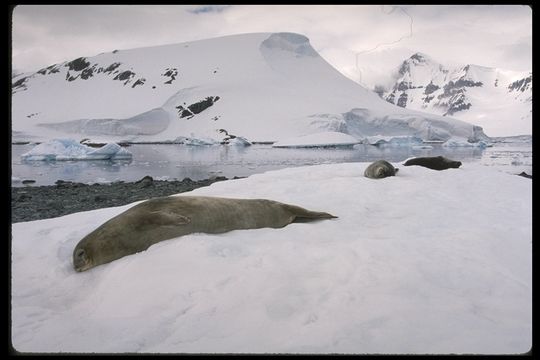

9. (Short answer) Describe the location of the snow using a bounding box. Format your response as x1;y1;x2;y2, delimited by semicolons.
272;131;359;148
20;139;132;161
12;32;490;144
11;162;531;354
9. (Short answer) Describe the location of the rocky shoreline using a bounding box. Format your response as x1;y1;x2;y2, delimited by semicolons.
11;176;237;223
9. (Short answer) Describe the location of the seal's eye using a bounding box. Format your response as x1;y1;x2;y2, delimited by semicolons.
74;248;90;272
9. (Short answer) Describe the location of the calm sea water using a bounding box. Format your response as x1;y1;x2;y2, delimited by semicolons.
11;143;532;186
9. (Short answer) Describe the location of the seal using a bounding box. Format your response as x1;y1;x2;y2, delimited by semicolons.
73;195;337;272
364;160;398;179
403;156;462;170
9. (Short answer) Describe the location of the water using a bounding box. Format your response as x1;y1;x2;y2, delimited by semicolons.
11;143;532;186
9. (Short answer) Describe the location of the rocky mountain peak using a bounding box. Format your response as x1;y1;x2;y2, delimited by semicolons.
380;52;531;136
409;52;431;64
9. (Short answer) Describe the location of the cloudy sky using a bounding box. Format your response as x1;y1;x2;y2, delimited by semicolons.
11;4;532;88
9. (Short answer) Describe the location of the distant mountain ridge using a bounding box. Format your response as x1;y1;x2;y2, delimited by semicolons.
12;33;490;143
380;52;531;136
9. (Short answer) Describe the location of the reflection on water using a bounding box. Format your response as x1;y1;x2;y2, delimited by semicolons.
11;143;532;186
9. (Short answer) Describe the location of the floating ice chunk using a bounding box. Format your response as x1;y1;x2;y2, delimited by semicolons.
183;137;218;146
226;137;252;146
85;143;133;160
20;138;133;161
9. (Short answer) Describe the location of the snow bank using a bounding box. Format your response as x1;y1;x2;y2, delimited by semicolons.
272;131;359;148
11;162;531;354
20;139;132;161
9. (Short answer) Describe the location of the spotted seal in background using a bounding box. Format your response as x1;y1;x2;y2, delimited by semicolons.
403;156;462;170
364;160;399;179
73;195;337;272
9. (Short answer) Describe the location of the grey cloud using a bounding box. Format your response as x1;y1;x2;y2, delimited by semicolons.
11;4;532;85
187;5;231;14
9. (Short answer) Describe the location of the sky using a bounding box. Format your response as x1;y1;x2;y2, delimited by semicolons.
11;4;532;89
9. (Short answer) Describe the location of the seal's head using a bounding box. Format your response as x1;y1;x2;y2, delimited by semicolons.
72;224;128;272
73;245;94;272
374;164;398;178
442;156;462;168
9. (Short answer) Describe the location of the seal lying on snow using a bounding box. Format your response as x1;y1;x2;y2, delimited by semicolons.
364;160;398;179
73;196;337;272
403;156;462;170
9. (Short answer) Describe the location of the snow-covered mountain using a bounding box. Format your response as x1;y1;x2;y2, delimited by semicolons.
12;33;490;144
380;53;532;137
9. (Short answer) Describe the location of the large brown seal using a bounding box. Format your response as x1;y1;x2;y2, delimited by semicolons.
403;156;462;170
364;160;398;179
73;196;337;272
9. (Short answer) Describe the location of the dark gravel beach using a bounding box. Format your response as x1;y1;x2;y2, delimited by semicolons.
11;176;236;223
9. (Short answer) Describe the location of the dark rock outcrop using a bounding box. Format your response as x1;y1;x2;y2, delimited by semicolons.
66;57;91;72
176;96;220;119
162;68;178;84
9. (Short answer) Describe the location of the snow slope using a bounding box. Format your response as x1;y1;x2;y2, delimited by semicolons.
12;33;489;144
11;162;531;354
381;53;532;137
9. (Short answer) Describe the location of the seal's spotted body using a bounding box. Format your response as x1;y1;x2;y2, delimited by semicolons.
73;196;337;272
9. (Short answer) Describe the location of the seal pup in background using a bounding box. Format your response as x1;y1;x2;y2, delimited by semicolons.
403;156;462;170
73;195;337;272
364;160;399;179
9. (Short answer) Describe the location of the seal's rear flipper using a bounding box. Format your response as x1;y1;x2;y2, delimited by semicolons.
293;213;338;223
286;205;338;223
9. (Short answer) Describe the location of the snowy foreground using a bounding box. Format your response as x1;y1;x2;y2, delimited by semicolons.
11;162;531;354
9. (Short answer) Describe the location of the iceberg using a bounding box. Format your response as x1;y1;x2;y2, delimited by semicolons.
20;139;133;161
182;136;219;146
225;136;252;146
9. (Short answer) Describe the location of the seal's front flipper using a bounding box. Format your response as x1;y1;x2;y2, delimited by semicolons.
146;211;191;226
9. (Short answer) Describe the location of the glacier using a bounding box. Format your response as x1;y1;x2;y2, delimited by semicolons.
12;32;491;145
